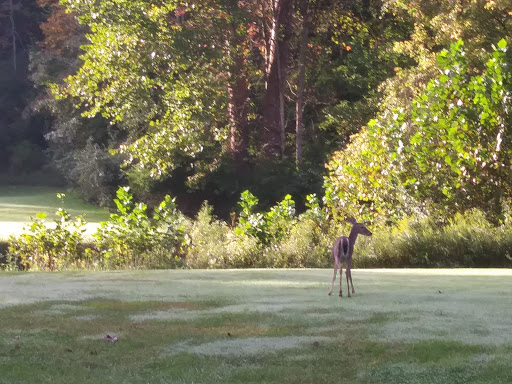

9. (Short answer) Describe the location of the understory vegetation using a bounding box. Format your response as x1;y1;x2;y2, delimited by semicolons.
2;188;511;271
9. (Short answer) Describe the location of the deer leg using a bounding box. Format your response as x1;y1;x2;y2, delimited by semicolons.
339;265;343;297
328;262;338;295
347;260;355;295
346;269;351;297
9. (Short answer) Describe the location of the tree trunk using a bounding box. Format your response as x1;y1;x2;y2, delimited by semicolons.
227;62;249;164
9;0;17;71
225;32;249;166
262;0;292;159
295;4;311;168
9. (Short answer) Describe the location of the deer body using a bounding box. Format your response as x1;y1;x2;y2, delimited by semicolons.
328;218;372;297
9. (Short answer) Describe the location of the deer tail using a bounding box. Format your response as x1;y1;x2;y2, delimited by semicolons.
341;237;350;259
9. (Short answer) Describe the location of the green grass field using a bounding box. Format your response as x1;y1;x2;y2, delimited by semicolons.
0;186;109;239
1;269;511;383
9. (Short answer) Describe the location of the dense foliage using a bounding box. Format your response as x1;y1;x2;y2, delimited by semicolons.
1;1;512;269
325;39;512;224
34;0;412;212
2;189;511;271
92;187;188;268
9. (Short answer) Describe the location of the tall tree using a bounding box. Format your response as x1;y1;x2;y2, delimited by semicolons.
49;0;414;211
30;0;124;203
261;0;293;159
294;0;312;167
56;1;262;180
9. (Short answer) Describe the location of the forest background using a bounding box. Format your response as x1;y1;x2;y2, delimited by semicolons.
1;0;512;270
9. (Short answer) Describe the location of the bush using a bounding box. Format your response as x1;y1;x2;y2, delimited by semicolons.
187;202;261;268
93;187;188;269
186;202;230;268
6;194;88;271
4;188;511;271
271;218;330;268
235;190;297;244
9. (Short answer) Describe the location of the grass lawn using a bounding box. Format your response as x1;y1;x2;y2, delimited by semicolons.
0;269;511;383
0;186;109;239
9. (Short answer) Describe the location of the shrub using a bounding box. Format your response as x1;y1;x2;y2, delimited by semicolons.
225;232;261;268
6;194;87;271
187;202;262;268
186;202;231;268
235;190;296;245
235;190;270;243
93;187;188;269
272;218;330;268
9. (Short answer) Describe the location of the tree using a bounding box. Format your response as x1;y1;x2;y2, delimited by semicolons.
261;0;293;159
325;39;512;223
324;1;512;223
30;0;124;203
392;39;512;217
51;0;416;213
294;0;315;167
303;0;413;163
56;1;265;179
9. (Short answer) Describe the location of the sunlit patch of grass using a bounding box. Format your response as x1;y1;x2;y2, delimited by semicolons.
0;186;109;240
166;335;333;357
0;186;109;223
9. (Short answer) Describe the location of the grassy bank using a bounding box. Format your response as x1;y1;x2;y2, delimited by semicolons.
0;269;511;383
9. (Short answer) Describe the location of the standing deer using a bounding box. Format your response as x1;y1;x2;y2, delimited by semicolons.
328;217;372;297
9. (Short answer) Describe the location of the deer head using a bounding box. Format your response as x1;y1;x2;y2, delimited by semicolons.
346;217;372;236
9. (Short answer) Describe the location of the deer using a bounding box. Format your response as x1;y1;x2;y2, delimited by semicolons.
328;217;372;297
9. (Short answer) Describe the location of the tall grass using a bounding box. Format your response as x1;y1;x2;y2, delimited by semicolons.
361;210;512;268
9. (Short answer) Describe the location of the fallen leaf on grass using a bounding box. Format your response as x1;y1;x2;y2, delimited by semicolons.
104;335;118;342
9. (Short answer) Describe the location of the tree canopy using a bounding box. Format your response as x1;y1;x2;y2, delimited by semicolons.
325;39;512;223
1;0;512;221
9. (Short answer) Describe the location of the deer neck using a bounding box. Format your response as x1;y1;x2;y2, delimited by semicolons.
348;227;359;246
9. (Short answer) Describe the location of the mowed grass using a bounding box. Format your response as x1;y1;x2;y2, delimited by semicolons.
1;269;511;383
0;186;109;239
